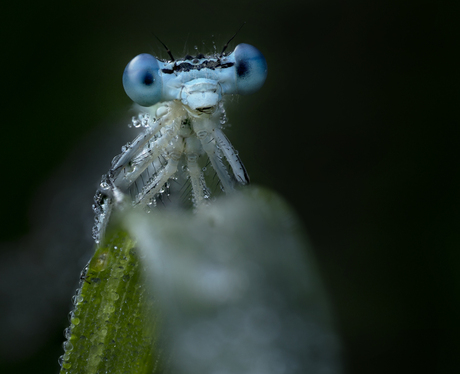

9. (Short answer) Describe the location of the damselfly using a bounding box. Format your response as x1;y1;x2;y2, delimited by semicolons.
92;39;267;242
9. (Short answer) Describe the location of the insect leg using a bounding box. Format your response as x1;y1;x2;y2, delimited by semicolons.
115;117;183;191
111;102;181;173
133;159;179;206
196;129;235;193
213;128;250;185
185;137;210;208
133;136;184;206
112;121;164;173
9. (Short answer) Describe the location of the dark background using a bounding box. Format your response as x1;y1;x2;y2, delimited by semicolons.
0;0;459;373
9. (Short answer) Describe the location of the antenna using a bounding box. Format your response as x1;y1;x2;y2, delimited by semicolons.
220;22;246;57
152;33;175;62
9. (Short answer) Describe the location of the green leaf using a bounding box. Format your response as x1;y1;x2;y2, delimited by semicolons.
60;186;342;374
59;226;162;374
127;186;342;374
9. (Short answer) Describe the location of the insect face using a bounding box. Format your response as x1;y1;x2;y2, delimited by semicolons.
122;43;267;110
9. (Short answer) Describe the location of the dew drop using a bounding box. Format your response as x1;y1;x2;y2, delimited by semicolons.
62;361;72;369
63;341;73;352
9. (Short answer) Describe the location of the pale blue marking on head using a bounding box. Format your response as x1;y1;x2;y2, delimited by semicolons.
122;43;267;109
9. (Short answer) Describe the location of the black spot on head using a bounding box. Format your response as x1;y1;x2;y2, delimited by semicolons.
236;60;249;78
164;58;234;74
176;62;193;72
196;53;205;59
143;72;154;85
220;62;235;69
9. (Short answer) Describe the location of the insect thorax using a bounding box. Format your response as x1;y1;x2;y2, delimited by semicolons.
92;99;239;243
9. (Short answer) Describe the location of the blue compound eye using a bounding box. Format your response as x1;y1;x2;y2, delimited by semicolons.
233;43;267;95
122;54;163;107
